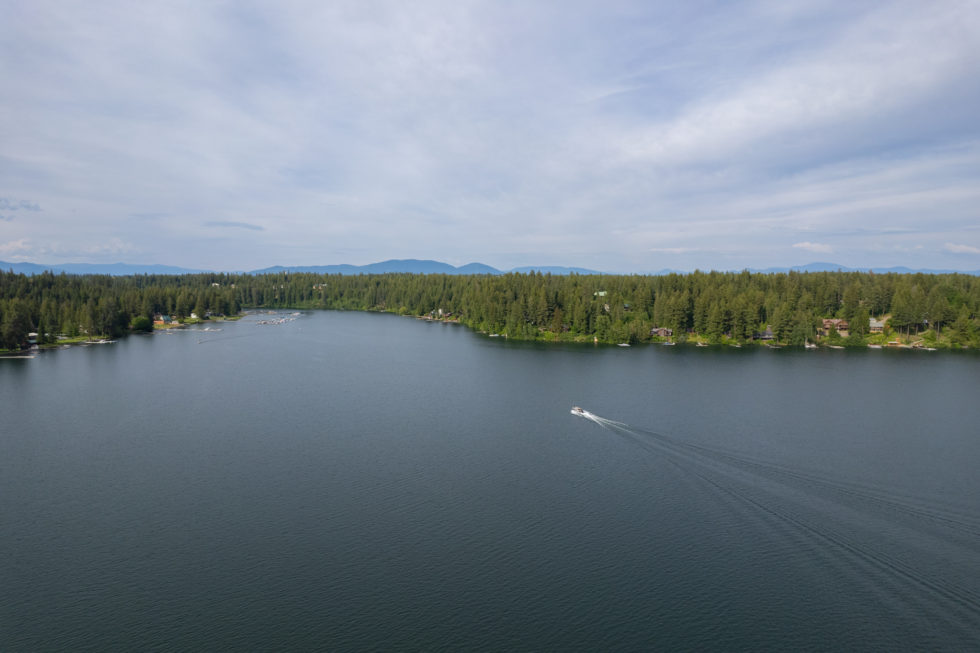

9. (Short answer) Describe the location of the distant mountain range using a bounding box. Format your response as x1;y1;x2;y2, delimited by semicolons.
251;260;603;275
2;258;978;277
747;262;980;275
0;258;602;276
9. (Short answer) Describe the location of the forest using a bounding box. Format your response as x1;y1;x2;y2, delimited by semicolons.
2;268;979;351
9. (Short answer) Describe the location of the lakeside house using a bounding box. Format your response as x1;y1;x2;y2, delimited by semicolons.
425;308;454;320
650;327;673;338
819;318;850;337
753;325;775;341
869;317;886;334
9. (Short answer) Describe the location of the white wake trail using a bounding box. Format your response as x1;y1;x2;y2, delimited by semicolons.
570;408;628;429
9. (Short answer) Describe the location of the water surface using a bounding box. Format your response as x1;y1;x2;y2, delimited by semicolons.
3;311;979;650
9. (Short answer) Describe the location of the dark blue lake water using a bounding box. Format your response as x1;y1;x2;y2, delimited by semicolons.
3;311;980;650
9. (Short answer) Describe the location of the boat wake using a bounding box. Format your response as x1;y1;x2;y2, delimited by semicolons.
570;406;625;428
570;407;980;644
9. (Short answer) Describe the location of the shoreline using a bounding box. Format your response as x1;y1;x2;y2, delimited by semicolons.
4;308;977;356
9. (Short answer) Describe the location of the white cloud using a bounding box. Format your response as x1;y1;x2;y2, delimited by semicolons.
620;2;980;168
0;237;136;260
792;242;834;254
82;237;136;256
944;243;980;255
1;1;978;270
649;247;701;254
0;238;33;257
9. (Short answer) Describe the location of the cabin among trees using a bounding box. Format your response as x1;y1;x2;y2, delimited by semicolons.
754;325;775;341
820;318;849;337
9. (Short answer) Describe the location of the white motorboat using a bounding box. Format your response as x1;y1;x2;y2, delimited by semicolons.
571;406;595;419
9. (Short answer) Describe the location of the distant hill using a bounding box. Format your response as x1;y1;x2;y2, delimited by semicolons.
455;262;503;275
250;259;499;275
252;260;601;275
638;268;688;276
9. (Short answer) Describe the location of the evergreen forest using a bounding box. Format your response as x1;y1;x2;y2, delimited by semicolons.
2;269;979;351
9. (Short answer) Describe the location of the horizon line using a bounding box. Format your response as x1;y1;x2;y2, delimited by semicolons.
3;257;980;276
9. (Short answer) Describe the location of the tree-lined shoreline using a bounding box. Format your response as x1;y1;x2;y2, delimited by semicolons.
2;269;979;351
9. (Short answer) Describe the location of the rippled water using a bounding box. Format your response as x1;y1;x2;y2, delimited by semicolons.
3;311;979;650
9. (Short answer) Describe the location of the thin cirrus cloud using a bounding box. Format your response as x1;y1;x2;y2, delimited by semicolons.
0;1;978;271
205;221;265;231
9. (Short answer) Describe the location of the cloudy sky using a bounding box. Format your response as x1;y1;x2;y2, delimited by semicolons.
2;1;979;272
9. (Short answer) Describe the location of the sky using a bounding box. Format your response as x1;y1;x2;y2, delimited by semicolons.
2;1;979;273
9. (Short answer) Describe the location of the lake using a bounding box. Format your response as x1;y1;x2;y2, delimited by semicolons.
3;310;980;650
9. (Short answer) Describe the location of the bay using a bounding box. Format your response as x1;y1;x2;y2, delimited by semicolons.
3;310;979;650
